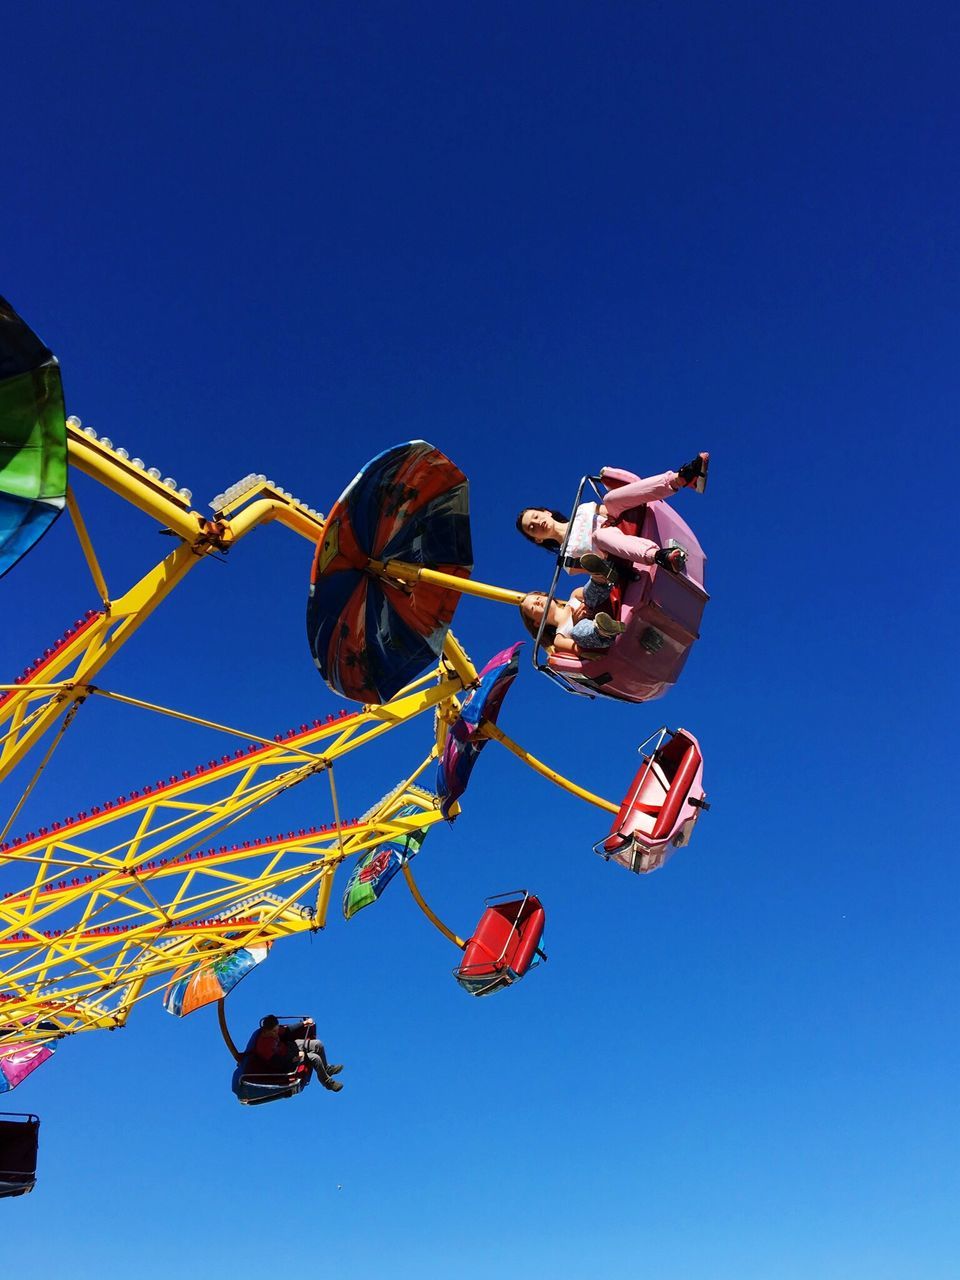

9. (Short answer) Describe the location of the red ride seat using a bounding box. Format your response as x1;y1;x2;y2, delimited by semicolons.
603;730;704;857
650;741;701;841
455;893;546;997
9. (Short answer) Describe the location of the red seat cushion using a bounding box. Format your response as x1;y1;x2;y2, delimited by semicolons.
605;771;661;852
606;740;702;851
509;902;545;975
651;743;701;841
459;897;545;979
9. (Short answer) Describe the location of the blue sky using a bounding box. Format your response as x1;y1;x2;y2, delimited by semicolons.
3;3;958;1276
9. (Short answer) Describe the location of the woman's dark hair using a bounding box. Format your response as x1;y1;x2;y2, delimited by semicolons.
515;508;569;554
261;1014;279;1029
519;604;557;648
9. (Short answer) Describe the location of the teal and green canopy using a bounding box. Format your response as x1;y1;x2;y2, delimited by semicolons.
0;297;67;579
342;806;430;920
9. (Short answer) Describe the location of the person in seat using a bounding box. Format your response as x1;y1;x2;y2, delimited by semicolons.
519;564;624;653
247;1014;344;1093
516;453;708;574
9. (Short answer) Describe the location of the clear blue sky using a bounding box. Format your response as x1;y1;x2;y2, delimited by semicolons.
3;3;958;1276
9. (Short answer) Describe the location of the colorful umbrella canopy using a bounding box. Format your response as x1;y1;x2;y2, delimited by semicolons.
307;441;473;704
342;805;429;920
162;943;270;1017
0;296;67;579
0;1040;55;1093
437;643;522;819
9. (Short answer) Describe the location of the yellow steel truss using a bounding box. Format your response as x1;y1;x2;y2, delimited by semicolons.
0;676;462;1044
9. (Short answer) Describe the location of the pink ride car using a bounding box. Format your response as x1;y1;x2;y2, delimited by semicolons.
536;477;708;703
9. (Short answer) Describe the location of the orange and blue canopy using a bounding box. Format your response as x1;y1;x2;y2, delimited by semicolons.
162;943;270;1017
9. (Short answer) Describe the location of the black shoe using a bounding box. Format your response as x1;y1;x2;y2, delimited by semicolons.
654;546;687;574
324;1078;344;1092
325;1063;343;1076
594;611;626;637
675;451;709;493
579;553;618;582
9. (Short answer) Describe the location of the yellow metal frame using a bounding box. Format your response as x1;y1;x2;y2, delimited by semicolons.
1;421;616;1048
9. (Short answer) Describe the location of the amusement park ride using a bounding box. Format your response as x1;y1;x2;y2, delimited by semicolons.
0;296;709;1197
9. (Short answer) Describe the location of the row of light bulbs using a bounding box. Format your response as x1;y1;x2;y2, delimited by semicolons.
66;414;322;520
210;474;322;519
210;472;267;511
67;415;193;504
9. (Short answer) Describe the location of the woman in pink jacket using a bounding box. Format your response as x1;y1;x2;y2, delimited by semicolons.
516;452;708;575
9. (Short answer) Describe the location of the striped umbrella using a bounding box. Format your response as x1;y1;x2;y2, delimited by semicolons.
307;441;472;703
162;943;271;1017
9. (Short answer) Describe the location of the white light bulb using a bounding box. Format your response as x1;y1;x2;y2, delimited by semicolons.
178;488;193;502
116;448;129;460
83;426;98;439
162;477;177;489
66;415;82;428
131;458;145;469
147;467;161;480
100;437;113;450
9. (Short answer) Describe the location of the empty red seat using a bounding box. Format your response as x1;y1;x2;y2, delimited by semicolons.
455;893;546;997
650;740;701;841
598;728;707;875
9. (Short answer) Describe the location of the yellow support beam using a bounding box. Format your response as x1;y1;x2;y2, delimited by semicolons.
481;723;619;815
65;486;110;604
374;558;527;607
67;427;205;543
402;861;465;950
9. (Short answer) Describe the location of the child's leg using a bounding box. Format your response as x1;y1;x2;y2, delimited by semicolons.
581;578;612;612
570;619;612;650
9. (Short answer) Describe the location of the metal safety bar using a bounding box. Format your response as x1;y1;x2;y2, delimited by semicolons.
590;726;672;860
531;475;607;699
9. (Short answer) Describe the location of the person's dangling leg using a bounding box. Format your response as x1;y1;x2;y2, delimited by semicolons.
592;522;661;565
599;453;709;516
295;1036;327;1075
570;618;614;650
600;469;680;515
297;1037;343;1088
581;577;612;613
598;467;643;489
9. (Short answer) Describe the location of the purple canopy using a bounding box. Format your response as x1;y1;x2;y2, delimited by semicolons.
0;1040;54;1093
437;643;522;819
